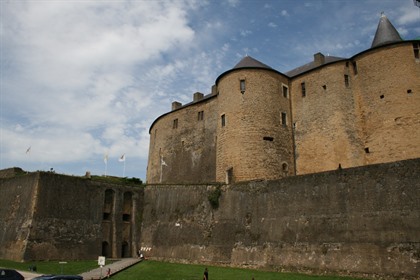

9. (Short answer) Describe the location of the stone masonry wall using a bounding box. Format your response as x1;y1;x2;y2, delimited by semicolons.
147;96;218;184
216;69;294;182
0;173;39;261
0;172;144;261
141;158;420;278
353;43;420;166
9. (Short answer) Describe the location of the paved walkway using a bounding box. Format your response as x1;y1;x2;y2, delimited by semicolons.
80;258;142;280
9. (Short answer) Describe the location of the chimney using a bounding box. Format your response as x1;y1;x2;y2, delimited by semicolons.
314;52;325;66
193;92;204;102
211;85;217;95
172;101;182;111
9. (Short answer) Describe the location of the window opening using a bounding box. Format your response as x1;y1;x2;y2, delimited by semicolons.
344;75;349;87
364;147;370;154
282;85;288;98
414;43;419;60
282;163;288;172
281;112;287;126
263;136;274;141
198;111;204;121
123;214;131;222
380;95;384;99
301;82;306;97
173;118;178;129
322;85;327;90
240;79;246;93
407;89;412;94
352;61;358;75
221;114;226;127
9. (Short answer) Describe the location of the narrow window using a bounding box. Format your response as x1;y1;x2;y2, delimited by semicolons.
281;112;287;126
301;82;306;97
344;75;349;87
240;79;246;93
173;118;178;129
263;136;274;141
352;61;358;75
282;163;288;172
221;114;226;127
197;111;204;121
322;85;327;90
413;43;419;60
364;147;370;154
282;85;288;98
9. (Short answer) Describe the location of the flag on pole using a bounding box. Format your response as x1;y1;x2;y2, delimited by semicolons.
104;153;108;164
161;157;168;166
26;146;31;154
119;154;126;162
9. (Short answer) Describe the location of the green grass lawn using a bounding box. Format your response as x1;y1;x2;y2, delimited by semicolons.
0;259;366;280
0;259;102;275
112;260;366;280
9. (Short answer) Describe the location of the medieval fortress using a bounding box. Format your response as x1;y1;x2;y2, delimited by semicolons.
1;15;419;279
147;14;420;184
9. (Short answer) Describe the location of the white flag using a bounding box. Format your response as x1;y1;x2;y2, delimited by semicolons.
161;157;168;166
119;154;126;162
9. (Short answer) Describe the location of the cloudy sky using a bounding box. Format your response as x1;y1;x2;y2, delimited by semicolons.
1;0;419;180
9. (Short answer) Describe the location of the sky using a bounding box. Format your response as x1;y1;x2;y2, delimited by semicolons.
1;0;419;181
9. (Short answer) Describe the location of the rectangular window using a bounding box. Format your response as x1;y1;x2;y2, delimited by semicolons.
282;85;288;98
344;75;349;87
301;82;306;97
414;43;419;60
221;114;226;127
173;118;178;129
281;112;287;126
240;79;246;93
352;61;358;75
197;111;204;121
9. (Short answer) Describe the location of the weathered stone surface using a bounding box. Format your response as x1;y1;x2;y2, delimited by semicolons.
141;158;420;278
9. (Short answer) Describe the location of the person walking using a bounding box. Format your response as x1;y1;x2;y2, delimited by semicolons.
203;268;209;280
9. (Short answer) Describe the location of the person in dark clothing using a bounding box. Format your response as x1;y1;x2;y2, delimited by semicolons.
203;268;209;280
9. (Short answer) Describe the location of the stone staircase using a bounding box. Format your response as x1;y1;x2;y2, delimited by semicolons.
80;258;142;280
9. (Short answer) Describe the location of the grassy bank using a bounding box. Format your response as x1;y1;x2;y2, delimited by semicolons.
0;259;366;280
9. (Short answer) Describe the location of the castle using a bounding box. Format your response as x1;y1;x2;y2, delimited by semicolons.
146;14;420;184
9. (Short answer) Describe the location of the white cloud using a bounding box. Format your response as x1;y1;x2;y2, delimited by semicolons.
268;22;277;28
280;10;289;17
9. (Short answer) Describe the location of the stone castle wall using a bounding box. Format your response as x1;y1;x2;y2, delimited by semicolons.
0;172;144;261
140;158;420;278
216;69;294;182
353;43;420;166
147;41;420;184
147;96;218;184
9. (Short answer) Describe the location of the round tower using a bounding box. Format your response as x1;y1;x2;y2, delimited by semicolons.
215;56;295;183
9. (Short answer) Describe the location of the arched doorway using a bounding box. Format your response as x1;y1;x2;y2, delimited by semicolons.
121;241;129;258
102;241;110;258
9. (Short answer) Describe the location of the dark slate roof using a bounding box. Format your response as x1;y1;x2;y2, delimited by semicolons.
285;55;346;77
233;55;273;69
371;14;402;48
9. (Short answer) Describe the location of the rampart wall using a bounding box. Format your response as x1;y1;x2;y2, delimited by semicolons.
0;172;144;261
140;158;420;278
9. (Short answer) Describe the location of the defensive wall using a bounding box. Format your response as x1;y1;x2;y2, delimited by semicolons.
0;169;144;261
140;158;420;278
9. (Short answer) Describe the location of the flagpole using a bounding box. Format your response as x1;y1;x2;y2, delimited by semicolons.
123;159;126;178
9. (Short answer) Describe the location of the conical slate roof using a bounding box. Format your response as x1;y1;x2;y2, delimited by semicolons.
233;55;272;69
371;14;402;48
